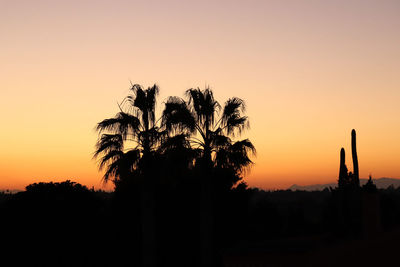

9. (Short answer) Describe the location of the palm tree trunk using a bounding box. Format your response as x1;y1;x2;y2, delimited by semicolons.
140;180;157;267
200;152;215;266
200;178;214;266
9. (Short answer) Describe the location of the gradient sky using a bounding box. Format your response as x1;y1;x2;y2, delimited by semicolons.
1;0;400;190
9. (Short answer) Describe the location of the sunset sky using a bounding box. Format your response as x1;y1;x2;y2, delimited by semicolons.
1;0;399;190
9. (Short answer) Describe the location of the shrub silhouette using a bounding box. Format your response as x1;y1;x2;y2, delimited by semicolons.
0;180;110;267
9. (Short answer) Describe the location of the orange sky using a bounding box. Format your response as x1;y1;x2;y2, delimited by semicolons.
1;0;400;190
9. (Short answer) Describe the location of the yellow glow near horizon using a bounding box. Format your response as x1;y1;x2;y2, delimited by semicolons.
1;1;400;190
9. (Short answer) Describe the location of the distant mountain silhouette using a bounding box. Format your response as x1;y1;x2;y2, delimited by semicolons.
289;178;400;191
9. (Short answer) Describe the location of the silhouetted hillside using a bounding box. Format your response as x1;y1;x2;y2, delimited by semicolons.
289;177;400;191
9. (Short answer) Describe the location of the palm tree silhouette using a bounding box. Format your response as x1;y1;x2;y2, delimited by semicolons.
162;88;255;172
162;87;255;266
94;84;163;267
93;133;140;185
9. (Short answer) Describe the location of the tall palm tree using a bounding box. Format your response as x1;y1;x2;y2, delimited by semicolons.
162;88;255;184
162;87;255;266
94;84;163;267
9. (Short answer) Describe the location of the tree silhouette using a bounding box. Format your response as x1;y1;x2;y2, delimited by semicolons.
162;88;255;187
94;84;163;267
162;87;255;266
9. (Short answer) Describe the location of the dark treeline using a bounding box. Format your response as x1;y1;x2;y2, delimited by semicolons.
2;182;400;266
1;85;399;266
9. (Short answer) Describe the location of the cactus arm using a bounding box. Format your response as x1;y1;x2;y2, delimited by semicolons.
351;129;360;186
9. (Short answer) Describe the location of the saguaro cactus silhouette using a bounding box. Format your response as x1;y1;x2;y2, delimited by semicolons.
351;129;360;186
338;148;349;188
338;129;360;188
336;129;362;237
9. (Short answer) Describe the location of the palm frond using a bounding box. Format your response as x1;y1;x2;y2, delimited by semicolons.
98;149;124;170
162;96;196;134
129;84;146;110
202;88;220;128
185;88;203;121
93;134;123;158
225;116;249;136
185;87;221;135
126;84;159;129
230;139;256;157
100;148;141;184
124;148;141;167
146;84;159;126
221;97;249;136
96;112;141;139
102;159;122;184
215;139;256;173
159;134;200;173
158;134;191;153
210;132;231;149
223;97;246;114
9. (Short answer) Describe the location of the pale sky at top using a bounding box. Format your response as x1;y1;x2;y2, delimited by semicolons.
1;0;399;189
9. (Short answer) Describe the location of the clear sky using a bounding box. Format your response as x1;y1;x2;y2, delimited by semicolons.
1;0;399;190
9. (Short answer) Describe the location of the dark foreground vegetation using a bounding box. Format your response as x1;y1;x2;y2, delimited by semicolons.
1;85;398;266
1;181;400;266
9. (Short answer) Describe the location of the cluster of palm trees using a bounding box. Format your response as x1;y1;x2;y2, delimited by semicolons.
94;83;255;266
